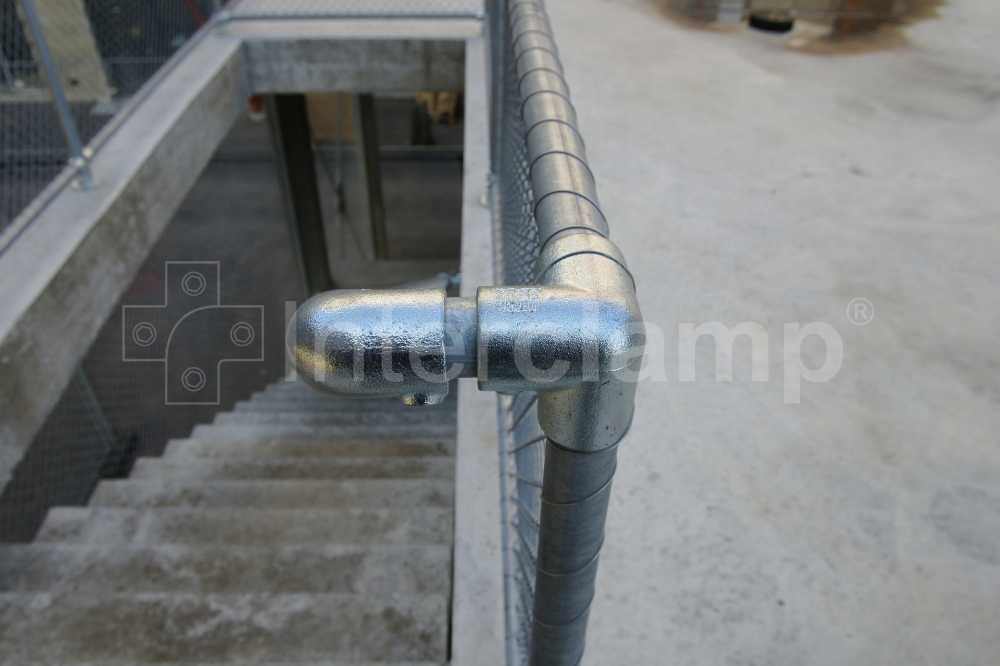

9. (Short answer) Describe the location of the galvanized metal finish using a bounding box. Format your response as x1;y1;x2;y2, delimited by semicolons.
286;1;642;664
287;288;454;405
503;3;640;662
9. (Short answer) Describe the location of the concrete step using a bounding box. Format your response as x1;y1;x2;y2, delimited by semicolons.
188;423;457;441
212;411;452;427
35;507;452;547
162;438;454;459
131;456;455;481
0;543;450;595
89;479;454;510
0;592;447;663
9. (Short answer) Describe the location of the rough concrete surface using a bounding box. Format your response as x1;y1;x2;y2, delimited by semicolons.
541;0;1000;664
0;380;456;664
450;36;507;666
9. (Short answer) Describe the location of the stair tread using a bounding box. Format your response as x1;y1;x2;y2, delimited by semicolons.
0;592;447;663
89;479;454;509
36;507;452;546
0;543;450;595
11;377;459;664
131;456;455;481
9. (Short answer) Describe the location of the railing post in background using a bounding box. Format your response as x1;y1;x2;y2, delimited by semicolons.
487;0;505;176
18;0;95;190
266;94;333;297
356;93;388;260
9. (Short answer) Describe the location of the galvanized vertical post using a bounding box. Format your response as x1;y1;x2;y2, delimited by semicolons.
18;0;95;190
487;0;505;176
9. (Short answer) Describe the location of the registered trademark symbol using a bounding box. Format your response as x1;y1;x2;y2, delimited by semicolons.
847;298;874;326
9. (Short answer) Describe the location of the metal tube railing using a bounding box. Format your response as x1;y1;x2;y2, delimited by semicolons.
502;3;636;663
286;3;642;665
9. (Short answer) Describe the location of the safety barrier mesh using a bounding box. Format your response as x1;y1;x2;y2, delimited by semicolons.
0;114;303;540
490;1;543;663
0;0;216;232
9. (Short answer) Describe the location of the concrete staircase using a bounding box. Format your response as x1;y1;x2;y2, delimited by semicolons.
0;380;457;665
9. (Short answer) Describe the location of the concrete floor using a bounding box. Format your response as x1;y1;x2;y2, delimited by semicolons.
540;1;1000;664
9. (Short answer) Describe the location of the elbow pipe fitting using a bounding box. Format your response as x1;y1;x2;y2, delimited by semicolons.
286;233;643;450
286;288;475;406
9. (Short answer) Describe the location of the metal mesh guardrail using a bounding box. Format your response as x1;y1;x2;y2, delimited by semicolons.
490;2;642;664
490;2;543;660
0;0;216;233
1;0;483;242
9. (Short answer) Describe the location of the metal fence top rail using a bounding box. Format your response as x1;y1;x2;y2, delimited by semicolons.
0;14;220;258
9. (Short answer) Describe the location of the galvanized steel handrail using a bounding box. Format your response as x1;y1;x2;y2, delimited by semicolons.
286;3;642;664
501;2;637;664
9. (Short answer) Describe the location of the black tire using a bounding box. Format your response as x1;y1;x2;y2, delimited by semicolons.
749;10;795;33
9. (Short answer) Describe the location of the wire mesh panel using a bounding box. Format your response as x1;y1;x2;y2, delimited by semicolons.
490;0;544;662
0;0;215;231
497;390;545;665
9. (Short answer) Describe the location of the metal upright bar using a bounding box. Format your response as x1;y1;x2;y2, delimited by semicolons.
488;0;506;175
503;2;632;664
357;93;389;260
266;94;333;296
18;0;95;189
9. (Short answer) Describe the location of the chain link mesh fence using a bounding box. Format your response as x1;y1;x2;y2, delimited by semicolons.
490;1;544;663
0;0;215;232
0;110;302;541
